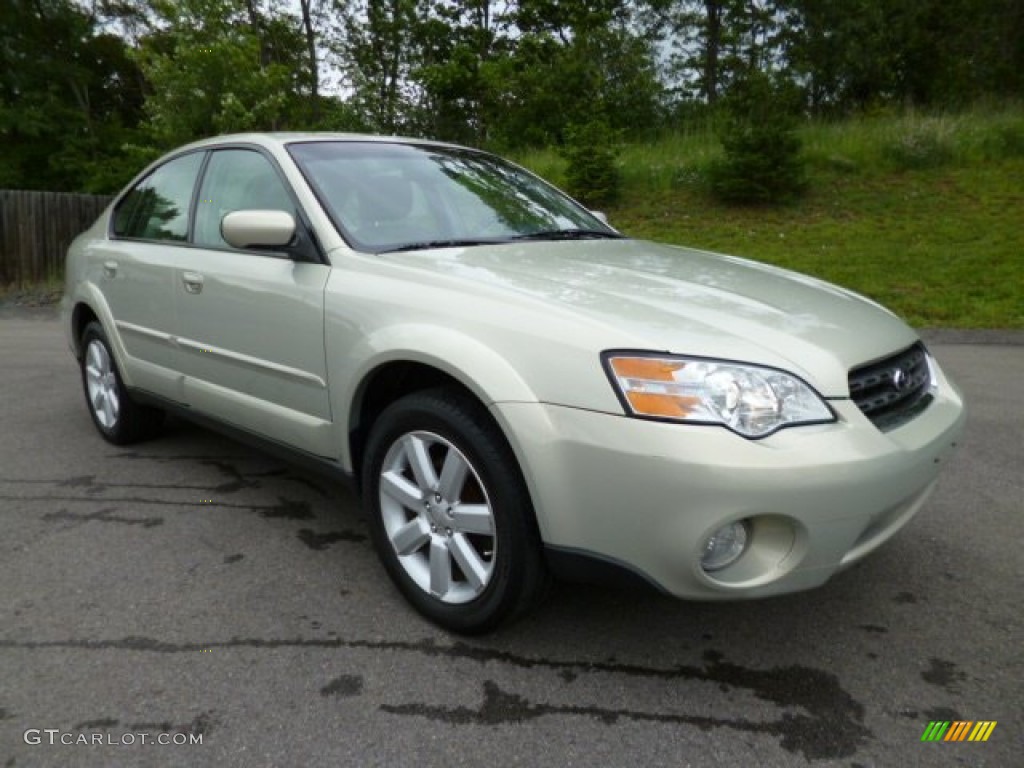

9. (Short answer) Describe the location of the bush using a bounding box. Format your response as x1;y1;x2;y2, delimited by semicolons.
882;118;956;170
560;121;622;208
707;72;807;205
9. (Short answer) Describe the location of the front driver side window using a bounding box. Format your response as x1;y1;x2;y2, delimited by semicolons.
112;152;203;241
194;149;295;250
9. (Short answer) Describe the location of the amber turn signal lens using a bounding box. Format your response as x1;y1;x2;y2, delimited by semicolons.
610;357;685;381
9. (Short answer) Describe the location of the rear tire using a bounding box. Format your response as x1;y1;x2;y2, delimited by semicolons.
80;321;164;445
362;388;548;634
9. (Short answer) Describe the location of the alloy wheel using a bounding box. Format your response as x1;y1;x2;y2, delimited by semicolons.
378;430;496;604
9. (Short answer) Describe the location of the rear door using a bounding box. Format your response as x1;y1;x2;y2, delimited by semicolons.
100;151;205;400
171;147;334;458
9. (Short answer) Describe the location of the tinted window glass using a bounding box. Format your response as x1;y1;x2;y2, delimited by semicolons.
194;149;295;249
113;152;203;241
287;142;613;252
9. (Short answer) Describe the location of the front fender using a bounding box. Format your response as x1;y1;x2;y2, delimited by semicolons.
329;322;538;471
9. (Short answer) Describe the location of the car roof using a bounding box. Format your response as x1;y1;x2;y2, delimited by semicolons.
175;132;472;154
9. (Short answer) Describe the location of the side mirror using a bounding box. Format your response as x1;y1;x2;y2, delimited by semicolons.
221;210;296;249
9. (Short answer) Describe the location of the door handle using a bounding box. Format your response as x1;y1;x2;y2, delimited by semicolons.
102;261;118;279
182;272;204;294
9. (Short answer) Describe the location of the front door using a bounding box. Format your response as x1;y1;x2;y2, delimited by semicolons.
172;148;334;458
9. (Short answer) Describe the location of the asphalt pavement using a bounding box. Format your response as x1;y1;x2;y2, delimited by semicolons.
1;311;1021;767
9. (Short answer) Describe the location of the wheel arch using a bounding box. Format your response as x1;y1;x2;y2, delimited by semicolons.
70;302;100;359
348;358;528;497
66;284;126;375
335;322;538;472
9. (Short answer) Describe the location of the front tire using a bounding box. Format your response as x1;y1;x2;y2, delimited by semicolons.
80;321;164;444
362;388;548;634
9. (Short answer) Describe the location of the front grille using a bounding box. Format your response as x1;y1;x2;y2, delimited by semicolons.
848;342;933;431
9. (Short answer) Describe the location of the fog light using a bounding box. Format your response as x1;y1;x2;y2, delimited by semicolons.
701;521;750;572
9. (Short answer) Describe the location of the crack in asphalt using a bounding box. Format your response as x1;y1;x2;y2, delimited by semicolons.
1;476;216;492
0;494;315;519
0;636;868;758
42;507;164;528
2;467;332;498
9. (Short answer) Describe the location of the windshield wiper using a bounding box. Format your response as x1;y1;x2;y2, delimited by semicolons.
379;229;623;253
378;238;504;254
510;228;624;241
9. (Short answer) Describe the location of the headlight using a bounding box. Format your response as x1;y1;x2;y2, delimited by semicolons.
604;353;835;438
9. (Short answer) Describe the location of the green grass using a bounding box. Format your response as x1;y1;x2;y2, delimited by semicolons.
513;107;1024;328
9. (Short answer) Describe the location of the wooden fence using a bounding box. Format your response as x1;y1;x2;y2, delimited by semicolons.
0;190;114;285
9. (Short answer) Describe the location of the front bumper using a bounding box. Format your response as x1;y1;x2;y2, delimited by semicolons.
491;367;965;599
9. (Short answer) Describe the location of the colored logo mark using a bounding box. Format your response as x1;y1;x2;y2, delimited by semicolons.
921;721;997;742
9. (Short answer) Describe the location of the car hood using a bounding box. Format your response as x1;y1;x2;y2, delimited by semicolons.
377;238;919;398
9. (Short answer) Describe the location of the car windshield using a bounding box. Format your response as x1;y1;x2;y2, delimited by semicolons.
287;141;621;253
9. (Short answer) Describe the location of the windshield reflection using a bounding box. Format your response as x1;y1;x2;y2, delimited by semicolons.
287;141;618;253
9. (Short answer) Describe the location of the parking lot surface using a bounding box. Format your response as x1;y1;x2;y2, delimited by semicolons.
1;311;1021;767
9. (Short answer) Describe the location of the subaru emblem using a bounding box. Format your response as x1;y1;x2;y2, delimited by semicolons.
891;367;907;391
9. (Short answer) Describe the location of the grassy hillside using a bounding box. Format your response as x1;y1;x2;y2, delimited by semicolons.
515;108;1024;329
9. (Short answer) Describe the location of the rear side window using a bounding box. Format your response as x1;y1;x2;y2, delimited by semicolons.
113;152;204;241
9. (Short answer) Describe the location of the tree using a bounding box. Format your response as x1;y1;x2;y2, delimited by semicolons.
662;0;784;108
413;0;507;144
337;0;422;134
707;69;806;204
782;0;1024;113
0;0;146;191
484;0;663;148
131;0;303;154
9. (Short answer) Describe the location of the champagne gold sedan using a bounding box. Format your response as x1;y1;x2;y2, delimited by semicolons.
62;134;965;633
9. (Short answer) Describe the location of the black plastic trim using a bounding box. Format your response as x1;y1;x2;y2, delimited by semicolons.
544;545;668;594
129;389;356;491
107;142;327;265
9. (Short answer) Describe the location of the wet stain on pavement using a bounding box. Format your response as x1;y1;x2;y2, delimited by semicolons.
283;473;330;498
130;711;216;736
321;675;364;697
199;459;260;494
382;678;865;759
858;625;888;634
383;679;678;725
297;528;366;550
261;497;315;520
3;476;247;493
893;592;917;604
0;636;867;760
921;658;966;692
42;507;163;528
223;553;244;564
58;475;107;493
67;712;216;736
2;492;318;517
